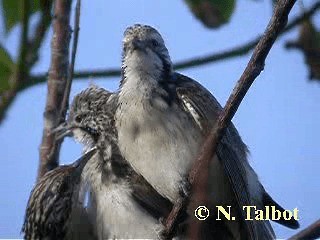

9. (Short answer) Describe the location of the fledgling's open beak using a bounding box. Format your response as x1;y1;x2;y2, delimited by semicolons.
51;122;73;140
71;146;98;176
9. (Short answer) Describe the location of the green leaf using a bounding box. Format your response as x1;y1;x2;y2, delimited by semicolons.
1;0;41;33
185;0;236;29
0;44;14;93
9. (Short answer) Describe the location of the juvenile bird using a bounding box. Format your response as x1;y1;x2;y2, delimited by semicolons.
22;148;97;240
58;86;177;239
115;24;299;239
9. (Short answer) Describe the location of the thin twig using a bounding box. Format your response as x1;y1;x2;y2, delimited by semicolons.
28;1;320;85
288;219;320;240
37;0;72;180
60;0;81;121
16;0;30;81
162;0;297;238
24;2;52;70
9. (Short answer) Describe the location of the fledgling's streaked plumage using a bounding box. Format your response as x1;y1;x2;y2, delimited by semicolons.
116;24;299;239
61;86;177;239
22;148;97;240
23;86;180;240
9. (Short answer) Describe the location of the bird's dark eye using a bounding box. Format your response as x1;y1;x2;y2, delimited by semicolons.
83;127;99;141
81;126;98;136
151;39;159;47
75;115;82;123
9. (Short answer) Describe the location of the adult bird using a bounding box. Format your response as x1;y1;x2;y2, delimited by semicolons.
55;86;179;239
22;148;97;240
115;24;299;239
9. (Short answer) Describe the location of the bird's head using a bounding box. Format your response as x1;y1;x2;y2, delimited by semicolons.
54;86;117;151
121;24;173;83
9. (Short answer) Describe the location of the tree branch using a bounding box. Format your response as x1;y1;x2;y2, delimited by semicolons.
162;0;297;238
37;0;72;180
23;1;52;70
60;0;81;120
0;0;30;121
16;0;30;81
29;1;320;85
0;1;319;126
0;1;52;122
288;219;320;240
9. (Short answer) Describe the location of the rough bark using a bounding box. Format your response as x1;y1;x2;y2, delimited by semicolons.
38;0;72;180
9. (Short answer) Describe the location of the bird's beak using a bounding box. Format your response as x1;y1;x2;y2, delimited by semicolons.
72;146;98;176
132;38;145;51
51;122;73;140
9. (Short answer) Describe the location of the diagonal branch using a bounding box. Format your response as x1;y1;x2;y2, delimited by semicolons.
16;0;30;82
37;0;72;180
24;1;52;70
60;0;81;120
28;1;320;85
162;0;297;238
288;219;320;240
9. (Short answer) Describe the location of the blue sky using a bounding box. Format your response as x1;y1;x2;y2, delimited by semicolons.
0;0;319;238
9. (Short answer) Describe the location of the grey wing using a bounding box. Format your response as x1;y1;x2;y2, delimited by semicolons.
174;72;275;239
22;150;97;240
130;173;174;220
110;152;178;221
130;173;189;238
